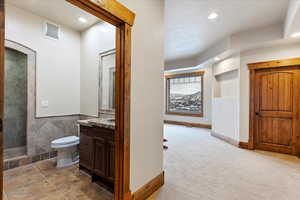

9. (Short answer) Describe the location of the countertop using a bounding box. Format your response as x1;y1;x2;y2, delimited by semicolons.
77;118;115;130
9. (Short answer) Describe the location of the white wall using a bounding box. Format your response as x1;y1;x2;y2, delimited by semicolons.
211;54;240;141
239;42;300;142
215;70;239;98
284;0;300;38
118;0;164;192
164;64;213;125
212;98;239;141
80;22;116;116
5;4;81;117
213;54;240;76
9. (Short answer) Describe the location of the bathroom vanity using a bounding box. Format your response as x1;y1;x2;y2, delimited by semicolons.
78;118;115;191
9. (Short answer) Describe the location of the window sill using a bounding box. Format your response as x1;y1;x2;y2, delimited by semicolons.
165;112;203;118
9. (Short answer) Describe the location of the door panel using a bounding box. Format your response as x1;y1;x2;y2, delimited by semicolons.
107;140;115;182
94;137;106;177
254;67;300;155
79;134;94;170
259;118;292;146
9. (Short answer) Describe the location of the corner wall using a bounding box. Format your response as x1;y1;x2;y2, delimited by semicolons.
211;54;240;142
80;22;116;116
5;4;81;117
118;0;165;193
5;4;80;157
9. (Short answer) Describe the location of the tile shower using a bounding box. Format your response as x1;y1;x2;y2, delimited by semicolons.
4;48;27;159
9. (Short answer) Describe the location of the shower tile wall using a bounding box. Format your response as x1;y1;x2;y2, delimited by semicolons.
4;48;27;149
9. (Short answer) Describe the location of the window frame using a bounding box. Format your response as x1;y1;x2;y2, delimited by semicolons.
165;71;204;117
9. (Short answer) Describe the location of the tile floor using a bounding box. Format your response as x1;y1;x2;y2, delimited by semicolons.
4;159;113;200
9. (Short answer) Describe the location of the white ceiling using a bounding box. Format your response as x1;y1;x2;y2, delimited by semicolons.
7;0;101;32
165;0;289;62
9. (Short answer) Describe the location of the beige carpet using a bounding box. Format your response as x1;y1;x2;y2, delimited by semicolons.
148;124;300;200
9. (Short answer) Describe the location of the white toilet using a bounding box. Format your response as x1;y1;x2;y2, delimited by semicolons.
51;136;80;168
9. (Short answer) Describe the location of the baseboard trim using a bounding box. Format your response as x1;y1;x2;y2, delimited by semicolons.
132;171;164;200
239;142;249;149
164;120;212;129
211;131;239;147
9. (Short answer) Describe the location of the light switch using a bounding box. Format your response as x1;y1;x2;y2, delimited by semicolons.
41;100;49;108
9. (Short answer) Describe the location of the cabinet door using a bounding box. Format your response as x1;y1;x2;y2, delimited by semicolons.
106;141;115;182
79;134;93;170
94;137;106;177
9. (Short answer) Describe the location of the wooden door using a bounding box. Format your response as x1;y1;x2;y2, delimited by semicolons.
254;67;300;155
94;137;106;177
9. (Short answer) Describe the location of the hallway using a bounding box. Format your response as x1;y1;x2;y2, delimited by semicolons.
150;125;300;200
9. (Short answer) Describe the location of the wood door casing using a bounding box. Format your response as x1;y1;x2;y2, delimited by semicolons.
253;67;300;155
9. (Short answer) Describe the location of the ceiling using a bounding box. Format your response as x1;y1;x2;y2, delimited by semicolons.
7;0;101;32
165;0;289;62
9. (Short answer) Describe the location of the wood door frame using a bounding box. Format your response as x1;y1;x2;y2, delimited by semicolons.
248;57;300;157
0;0;135;200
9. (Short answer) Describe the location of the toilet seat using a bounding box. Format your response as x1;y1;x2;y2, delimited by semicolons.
51;136;79;148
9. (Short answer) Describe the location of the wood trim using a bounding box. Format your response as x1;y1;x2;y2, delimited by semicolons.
164;120;211;129
132;172;164;200
239;142;249;149
248;69;255;150
211;132;239;147
165;71;204;117
165;71;205;79
114;21;132;200
165;112;203;117
248;57;300;70
66;0;135;26
0;0;4;198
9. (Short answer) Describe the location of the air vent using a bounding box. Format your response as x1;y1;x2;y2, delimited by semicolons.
44;22;60;40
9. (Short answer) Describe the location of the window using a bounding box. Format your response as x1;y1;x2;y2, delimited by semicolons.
165;71;204;117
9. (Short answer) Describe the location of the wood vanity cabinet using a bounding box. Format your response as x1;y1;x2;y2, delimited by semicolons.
79;125;115;190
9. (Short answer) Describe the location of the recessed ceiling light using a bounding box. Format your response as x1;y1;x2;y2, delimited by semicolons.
214;57;221;61
208;12;218;20
291;32;300;38
78;17;87;23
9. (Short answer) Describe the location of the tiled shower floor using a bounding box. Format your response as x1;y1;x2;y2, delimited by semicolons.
3;159;113;200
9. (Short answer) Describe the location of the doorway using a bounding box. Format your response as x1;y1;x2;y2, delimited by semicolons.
0;0;135;200
248;58;300;157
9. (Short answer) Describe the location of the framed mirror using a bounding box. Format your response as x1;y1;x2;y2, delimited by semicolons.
99;49;116;116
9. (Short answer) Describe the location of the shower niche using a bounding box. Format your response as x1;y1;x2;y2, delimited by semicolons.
4;47;28;159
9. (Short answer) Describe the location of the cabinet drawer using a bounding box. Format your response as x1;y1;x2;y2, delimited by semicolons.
93;127;114;140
